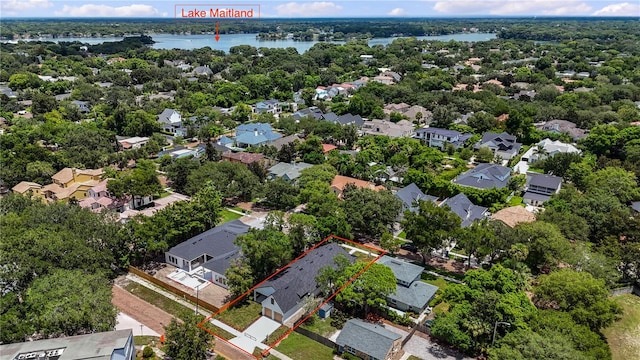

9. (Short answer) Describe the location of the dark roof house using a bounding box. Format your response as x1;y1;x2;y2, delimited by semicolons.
474;131;522;160
254;243;354;324
440;193;488;227
165;220;250;273
377;256;438;313
453;163;511;189
395;183;437;213
336;319;402;360
523;173;562;206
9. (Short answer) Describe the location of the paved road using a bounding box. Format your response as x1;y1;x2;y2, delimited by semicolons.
115;312;160;337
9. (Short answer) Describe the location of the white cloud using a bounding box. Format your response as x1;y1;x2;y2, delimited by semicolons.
275;2;343;17
54;4;163;17
432;0;592;15
592;2;640;16
388;8;408;16
1;0;52;12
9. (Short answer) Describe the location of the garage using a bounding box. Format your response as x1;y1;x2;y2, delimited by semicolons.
264;308;272;318
274;312;283;323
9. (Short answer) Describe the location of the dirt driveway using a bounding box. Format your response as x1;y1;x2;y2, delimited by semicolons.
112;285;177;335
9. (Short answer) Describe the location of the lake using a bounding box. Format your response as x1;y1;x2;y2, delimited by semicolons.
8;32;497;53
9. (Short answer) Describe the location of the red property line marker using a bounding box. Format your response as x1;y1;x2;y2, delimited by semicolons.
197;235;386;359
215;21;220;42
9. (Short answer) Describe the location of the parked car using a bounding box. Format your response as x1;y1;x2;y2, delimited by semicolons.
401;243;418;253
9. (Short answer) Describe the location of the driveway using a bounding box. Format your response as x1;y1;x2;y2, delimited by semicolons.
244;316;281;343
402;332;473;360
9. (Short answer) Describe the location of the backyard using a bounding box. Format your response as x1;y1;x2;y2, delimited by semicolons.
275;332;334;360
301;316;338;337
603;294;640;360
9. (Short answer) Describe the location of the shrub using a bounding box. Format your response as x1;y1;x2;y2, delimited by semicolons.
142;346;154;359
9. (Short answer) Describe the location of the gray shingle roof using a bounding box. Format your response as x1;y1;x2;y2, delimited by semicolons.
336;319;401;360
256;243;354;314
395;183;437;212
202;250;240;275
474;131;521;153
523;191;551;202
167;220;249;261
527;173;562;189
388;281;438;311
440;193;488;227
453;163;511;189
631;201;640;213
377;256;423;285
268;162;313;181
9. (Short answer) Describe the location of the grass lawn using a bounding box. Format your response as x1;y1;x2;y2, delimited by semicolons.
123;283;192;320
407;356;423;360
301;318;338;337
208;324;235;341
134;335;160;346
603;294;640;360
265;325;290;346
276;332;334;360
352;251;377;263
508;196;523;206
219;209;242;223
215;301;262;331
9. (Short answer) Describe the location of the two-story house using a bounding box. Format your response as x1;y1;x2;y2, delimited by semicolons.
233;123;282;148
523;173;562;206
157;108;186;136
440;193;489;228
164;220;250;289
414;127;472;150
378;256;438;313
452;163;511;190
40;167;104;202
473;131;522;160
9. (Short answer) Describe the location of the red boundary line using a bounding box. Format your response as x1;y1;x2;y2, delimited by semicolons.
197;235;386;359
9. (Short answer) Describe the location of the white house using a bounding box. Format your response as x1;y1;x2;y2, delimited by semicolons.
164;220;250;289
521;138;581;164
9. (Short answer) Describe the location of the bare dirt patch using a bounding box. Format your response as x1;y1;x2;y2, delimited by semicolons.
112;280;177;335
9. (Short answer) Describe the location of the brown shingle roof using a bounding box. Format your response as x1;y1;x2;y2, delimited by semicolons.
491;206;536;228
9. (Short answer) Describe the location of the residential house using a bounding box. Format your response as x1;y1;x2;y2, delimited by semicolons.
331;175;384;198
165;220;250;289
221;151;265;165
384;103;410;114
40;168;104;203
378;256;439;313
335;319;402;360
631;201;640;214
535;120;587;141
473;131;522;160
520;138;581;164
523;173;562;206
118;136;149;150
253;99;282;115
395;183;437;213
361;119;414;138
414;127;472;150
271;134;302;151
440;193;488;227
322;143;338;154
403;105;431;123
267;162;313;181
0;85;17;98
55;93;72;101
157;108;186;136
324;113;365;127
192;65;213;76
0;329;135;360
234;123;282;148
453;112;475;126
11;181;43;197
491;206;536;228
253;243;354;324
360;54;374;64
158;147;200;160
293;107;324;121
453;163;511;190
78;179;152;213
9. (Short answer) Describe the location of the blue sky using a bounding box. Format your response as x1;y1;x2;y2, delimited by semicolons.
2;0;639;18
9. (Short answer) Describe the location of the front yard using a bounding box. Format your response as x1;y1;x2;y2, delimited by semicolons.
276;332;334;360
301;317;338;337
214;301;262;331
